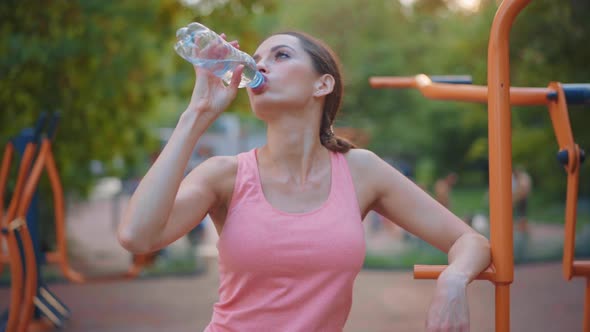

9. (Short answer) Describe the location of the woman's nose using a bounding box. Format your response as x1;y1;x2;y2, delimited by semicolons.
256;60;268;73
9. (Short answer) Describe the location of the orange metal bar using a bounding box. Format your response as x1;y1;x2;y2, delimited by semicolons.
496;284;511;332
3;144;36;232
369;1;590;331
40;141;85;282
16;220;40;332
488;1;532;331
12;143;61;331
370;1;533;331
0;143;15;271
0;143;13;218
17;137;150;283
1;140;37;332
3;219;26;332
547;82;577;157
13;137;158;331
585;279;590;332
574;262;590;276
545;82;587;305
44;138;154;281
562;145;580;281
370;75;553;106
414;264;497;281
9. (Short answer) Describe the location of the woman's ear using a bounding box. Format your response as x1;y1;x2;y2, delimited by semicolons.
313;74;335;97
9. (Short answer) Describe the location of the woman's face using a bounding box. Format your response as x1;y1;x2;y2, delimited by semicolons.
247;34;321;114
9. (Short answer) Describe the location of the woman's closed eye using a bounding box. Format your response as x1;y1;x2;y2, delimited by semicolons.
275;50;290;60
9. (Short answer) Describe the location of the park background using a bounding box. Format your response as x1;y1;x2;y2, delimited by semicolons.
1;0;590;331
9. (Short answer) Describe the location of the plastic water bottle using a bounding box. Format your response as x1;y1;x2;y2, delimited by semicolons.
174;22;265;89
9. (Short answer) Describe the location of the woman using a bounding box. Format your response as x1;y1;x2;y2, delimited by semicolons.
118;31;491;332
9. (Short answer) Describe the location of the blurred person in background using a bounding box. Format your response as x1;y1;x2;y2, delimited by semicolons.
512;166;532;233
434;172;458;210
118;30;490;331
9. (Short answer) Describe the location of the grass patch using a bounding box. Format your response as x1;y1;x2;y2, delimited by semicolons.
449;187;590;226
364;242;447;270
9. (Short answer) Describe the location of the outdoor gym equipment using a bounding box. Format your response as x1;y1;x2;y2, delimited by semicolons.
1;113;157;331
370;0;589;331
1;113;69;332
0;114;154;284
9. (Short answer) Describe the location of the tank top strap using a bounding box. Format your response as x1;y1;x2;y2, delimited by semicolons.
328;151;361;218
227;149;261;214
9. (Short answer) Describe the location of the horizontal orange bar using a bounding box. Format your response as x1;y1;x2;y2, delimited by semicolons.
370;76;417;88
573;261;590;276
414;264;497;281
369;76;553;106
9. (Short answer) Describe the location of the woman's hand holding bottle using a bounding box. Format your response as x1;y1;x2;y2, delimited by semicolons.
187;34;244;124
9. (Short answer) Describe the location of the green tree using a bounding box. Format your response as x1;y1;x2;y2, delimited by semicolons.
263;0;589;198
0;0;276;195
458;0;590;197
0;0;184;193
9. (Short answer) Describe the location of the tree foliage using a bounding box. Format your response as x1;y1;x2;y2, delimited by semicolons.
0;0;274;194
1;0;588;200
261;0;590;196
1;1;179;192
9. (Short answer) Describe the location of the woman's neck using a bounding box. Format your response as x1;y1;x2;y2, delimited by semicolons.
259;117;328;186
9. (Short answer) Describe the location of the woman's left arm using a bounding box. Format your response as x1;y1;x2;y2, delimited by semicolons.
352;149;491;331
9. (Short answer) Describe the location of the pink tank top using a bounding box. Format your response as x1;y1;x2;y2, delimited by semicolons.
204;149;366;332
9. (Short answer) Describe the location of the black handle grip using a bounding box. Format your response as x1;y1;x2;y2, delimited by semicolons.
430;75;473;85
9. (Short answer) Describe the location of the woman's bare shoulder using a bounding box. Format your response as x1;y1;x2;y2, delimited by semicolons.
195;155;238;184
343;148;405;190
202;155;238;171
182;155;239;212
183;155;238;193
343;148;382;170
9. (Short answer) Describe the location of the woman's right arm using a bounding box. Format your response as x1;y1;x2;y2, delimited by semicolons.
117;111;212;254
117;45;244;254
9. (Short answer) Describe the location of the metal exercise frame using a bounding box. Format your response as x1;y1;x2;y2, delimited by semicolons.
370;0;589;330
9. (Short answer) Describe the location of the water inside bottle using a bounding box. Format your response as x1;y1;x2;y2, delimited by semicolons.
174;23;264;89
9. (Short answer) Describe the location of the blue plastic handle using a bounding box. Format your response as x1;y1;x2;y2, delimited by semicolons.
547;84;590;105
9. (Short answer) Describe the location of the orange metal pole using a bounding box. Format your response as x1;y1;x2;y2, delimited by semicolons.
585;279;590;332
488;1;531;331
574;262;590;276
543;82;590;328
17;137;149;283
547;82;577;152
1;141;37;332
414;264;496;281
0;143;14;271
562;146;580;280
0;143;13;217
44;139;152;281
4;219;25;332
16;221;39;332
41;141;86;282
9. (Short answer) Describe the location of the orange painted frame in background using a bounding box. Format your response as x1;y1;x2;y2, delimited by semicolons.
370;0;589;331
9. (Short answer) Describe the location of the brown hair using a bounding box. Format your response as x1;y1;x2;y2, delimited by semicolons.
274;31;355;153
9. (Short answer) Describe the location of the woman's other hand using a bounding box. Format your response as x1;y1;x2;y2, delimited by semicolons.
425;273;470;332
